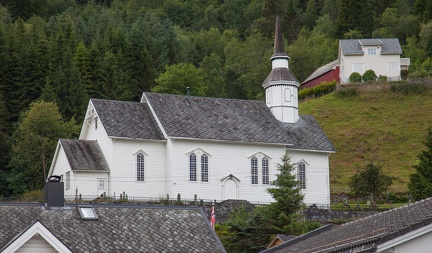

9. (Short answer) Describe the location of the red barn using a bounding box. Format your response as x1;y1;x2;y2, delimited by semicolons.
302;60;340;88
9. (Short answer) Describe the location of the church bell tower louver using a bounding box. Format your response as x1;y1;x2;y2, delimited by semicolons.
262;16;300;123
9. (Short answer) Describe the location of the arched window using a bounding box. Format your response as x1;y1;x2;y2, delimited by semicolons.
262;158;269;185
298;162;306;189
136;153;145;182
201;154;208;182
284;88;292;102
251;157;258;185
189;153;197;182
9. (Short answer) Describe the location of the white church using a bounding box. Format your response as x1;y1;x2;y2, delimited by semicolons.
48;17;335;206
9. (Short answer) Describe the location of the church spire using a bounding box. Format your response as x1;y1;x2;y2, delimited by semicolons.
273;16;287;57
262;16;300;124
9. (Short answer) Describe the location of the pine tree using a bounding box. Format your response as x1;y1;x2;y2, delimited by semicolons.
266;152;304;234
408;127;432;201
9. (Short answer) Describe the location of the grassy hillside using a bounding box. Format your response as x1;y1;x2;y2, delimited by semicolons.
300;87;432;194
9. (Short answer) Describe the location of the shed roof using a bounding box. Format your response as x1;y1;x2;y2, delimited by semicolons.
60;139;109;171
302;59;338;84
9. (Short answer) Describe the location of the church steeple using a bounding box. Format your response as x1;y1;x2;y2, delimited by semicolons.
262;16;300;123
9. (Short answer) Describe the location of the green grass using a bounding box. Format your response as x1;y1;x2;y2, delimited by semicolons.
300;87;432;194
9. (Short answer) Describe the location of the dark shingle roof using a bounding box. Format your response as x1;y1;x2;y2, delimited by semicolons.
144;93;334;151
262;68;300;88
91;99;164;140
281;115;335;152
0;203;226;253
302;60;338;84
261;198;432;253
340;38;402;56
144;92;292;144
60;139;109;171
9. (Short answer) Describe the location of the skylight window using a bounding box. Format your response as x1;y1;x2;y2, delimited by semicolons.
77;206;99;220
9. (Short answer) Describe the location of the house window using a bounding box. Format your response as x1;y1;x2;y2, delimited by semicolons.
65;172;70;190
298;162;306;189
251;157;258;185
262;158;269;185
387;62;399;71
137;153;145;182
284;88;292;102
367;48;376;55
201;154;208;182
190;153;197;182
352;63;363;72
94;117;98;130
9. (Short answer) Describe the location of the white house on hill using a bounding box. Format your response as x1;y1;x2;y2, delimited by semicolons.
48;17;335;206
338;38;408;83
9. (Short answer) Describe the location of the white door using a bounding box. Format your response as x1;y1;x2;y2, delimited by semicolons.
97;178;106;196
224;179;237;200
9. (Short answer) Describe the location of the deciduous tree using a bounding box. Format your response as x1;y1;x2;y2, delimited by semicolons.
8;101;79;194
349;163;393;206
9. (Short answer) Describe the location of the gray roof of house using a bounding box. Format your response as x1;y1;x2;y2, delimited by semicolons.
302;60;338;84
60;139;109;171
339;38;402;56
91;98;165;140
261;197;432;253
144;93;334;151
0;203;226;253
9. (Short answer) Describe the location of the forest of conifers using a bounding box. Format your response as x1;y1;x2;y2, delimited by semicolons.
0;0;431;196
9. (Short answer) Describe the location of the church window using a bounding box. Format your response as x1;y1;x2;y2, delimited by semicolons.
190;153;197;182
266;90;271;104
251;157;258;185
284;88;292;102
137;153;145;182
201;154;208;182
65;172;70;190
94;117;98;130
262;158;269;185
298;162;306;189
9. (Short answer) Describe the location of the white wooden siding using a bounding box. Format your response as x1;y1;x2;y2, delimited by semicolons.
109;139;166;198
15;234;58;253
74;172;109;197
340;53;400;83
167;140;330;205
50;146;74;196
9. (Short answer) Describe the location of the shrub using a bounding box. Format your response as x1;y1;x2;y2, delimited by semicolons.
362;69;377;82
299;80;337;100
334;87;358;98
378;75;387;82
349;72;362;83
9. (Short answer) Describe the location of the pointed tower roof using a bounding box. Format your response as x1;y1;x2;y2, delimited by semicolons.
272;16;289;59
262;17;299;88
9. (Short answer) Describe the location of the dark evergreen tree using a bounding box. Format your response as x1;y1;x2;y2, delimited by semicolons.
408;128;432;201
266;152;305;234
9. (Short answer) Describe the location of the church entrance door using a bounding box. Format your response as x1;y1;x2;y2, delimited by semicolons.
224;179;237;200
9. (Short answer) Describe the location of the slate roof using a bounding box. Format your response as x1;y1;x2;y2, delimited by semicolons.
261;197;432;253
262;68;300;88
0;203;226;253
302;60;338;84
143;93;334;151
91;99;164;140
339;38;402;56
60;139;109;171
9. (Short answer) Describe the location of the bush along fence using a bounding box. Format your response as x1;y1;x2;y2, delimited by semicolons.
299;80;337;100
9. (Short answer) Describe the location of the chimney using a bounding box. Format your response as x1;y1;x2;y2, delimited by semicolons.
186;86;190;96
44;175;64;207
